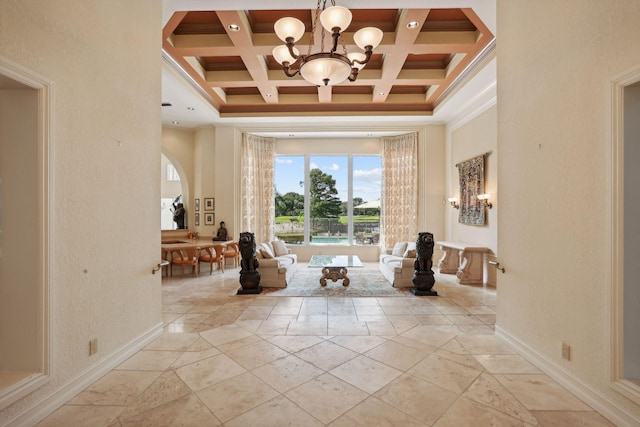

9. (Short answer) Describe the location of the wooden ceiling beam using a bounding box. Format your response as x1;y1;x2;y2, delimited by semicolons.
162;7;494;117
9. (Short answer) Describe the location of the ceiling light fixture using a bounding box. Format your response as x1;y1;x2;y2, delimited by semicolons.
228;24;240;32
407;21;419;29
272;0;383;86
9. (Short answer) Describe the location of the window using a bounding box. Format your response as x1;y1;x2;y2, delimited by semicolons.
166;163;181;181
274;154;381;245
274;156;304;243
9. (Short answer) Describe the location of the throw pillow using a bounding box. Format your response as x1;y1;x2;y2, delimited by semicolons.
272;240;289;257
403;242;416;258
261;242;275;259
391;242;408;257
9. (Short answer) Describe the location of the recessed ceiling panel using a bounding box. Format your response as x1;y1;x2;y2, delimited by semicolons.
162;6;494;117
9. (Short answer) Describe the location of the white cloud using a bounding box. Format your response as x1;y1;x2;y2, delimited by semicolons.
354;167;381;183
276;158;293;164
310;162;318;169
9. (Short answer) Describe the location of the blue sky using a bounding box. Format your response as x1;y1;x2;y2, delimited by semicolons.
275;155;381;203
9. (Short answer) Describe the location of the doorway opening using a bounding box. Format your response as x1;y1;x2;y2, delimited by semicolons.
0;58;51;409
161;153;186;230
612;65;640;403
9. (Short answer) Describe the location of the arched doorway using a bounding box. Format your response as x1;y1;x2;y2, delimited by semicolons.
161;153;188;230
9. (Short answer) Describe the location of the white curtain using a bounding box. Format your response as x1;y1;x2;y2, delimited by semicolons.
241;134;275;243
381;132;418;249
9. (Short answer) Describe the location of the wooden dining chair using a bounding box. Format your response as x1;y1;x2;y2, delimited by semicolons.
223;242;241;268
161;249;170;277
170;247;200;277
198;245;225;274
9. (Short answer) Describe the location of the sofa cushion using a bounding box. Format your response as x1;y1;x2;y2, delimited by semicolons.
272;240;289;257
261;242;275;258
391;242;408;257
380;254;401;265
403;241;416;258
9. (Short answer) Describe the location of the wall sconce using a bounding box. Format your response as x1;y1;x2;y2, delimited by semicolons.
477;193;493;209
447;198;460;209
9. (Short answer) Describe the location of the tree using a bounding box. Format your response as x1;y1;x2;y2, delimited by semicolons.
309;168;342;218
275;191;304;217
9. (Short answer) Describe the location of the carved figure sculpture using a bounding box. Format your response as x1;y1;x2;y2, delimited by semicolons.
237;231;262;294
412;232;438;296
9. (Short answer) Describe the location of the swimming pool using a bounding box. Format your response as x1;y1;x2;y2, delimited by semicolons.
311;236;349;244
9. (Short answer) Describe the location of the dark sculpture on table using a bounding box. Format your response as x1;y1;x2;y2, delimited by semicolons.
411;232;438;296
237;231;262;295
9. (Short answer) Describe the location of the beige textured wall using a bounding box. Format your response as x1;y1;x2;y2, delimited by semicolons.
419;125;446;244
193;127;216;237
446;105;497;254
213;126;238;240
0;0;161;422
497;0;640;420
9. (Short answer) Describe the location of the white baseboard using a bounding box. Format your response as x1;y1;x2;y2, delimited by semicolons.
5;323;163;427
495;326;640;427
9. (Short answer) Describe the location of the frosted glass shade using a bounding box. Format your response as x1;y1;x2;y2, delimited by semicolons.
272;45;299;65
274;17;305;42
347;52;367;70
320;6;352;33
353;27;383;49
300;54;352;86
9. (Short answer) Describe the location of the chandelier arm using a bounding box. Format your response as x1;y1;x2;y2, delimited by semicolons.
330;29;341;53
347;68;359;82
285;40;300;60
282;62;301;78
352;47;374;66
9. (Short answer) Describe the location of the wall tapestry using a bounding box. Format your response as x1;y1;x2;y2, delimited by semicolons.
456;153;487;225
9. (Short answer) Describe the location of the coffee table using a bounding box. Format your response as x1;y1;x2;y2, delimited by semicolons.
308;255;363;286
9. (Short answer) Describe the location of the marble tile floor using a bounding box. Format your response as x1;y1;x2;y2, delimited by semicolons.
37;265;615;426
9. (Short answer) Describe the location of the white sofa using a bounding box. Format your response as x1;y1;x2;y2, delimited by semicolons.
379;241;416;287
255;240;297;288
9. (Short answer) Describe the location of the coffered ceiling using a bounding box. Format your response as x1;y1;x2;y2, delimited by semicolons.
162;2;495;121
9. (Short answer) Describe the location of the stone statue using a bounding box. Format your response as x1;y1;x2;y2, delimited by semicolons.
412;232;438;296
237;231;262;294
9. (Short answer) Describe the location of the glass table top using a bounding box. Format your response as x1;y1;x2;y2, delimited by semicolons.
308;255;364;268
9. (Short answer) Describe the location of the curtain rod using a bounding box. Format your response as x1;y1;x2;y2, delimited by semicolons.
455;151;492;167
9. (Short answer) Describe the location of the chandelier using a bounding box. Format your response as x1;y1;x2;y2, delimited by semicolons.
272;1;383;86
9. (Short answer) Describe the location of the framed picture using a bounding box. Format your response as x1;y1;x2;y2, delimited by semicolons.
195;198;200;211
205;212;215;225
204;198;215;211
194;212;200;226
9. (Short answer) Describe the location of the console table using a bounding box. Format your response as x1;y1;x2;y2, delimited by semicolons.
436;241;489;285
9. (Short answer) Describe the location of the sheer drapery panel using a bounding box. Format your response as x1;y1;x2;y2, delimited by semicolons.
241;134;275;243
381;133;418;249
